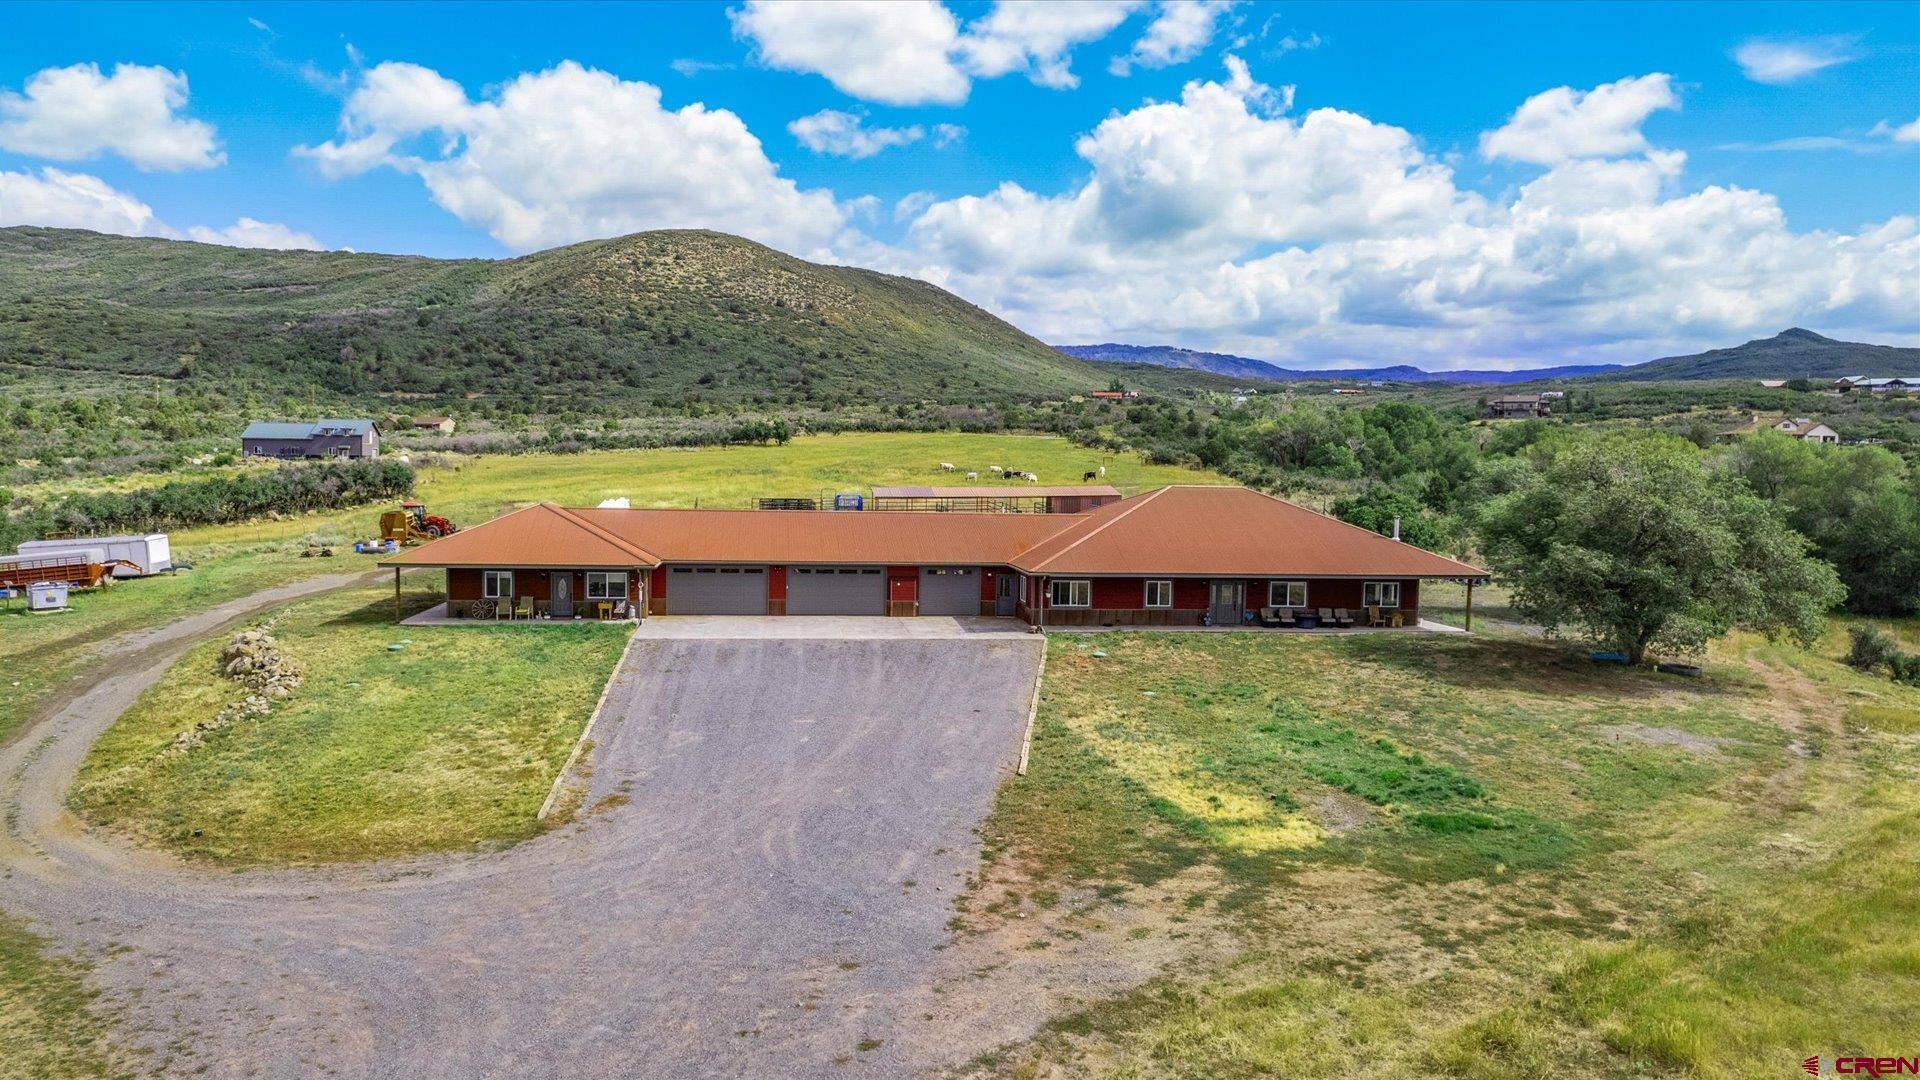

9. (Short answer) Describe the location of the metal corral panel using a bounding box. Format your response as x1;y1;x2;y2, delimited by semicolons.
918;567;980;616
787;566;886;615
665;566;768;614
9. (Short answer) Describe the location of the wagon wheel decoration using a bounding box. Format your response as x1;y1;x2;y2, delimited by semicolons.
473;598;495;620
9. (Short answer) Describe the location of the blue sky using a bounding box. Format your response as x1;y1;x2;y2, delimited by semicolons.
2;1;1916;368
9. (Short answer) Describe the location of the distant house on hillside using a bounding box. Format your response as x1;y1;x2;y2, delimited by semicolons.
1717;416;1839;444
1088;389;1142;401
1485;394;1550;419
412;416;456;433
1835;376;1913;393
240;419;380;459
1331;387;1365;396
1759;379;1787;388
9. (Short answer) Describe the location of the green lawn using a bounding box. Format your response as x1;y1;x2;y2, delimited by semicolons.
68;581;630;865
976;628;1920;1077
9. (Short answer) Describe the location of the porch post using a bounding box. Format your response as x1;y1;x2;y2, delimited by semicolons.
1464;579;1474;633
394;566;401;622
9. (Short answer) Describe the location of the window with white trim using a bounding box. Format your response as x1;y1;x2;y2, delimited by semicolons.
482;570;513;599
1144;580;1173;608
1363;581;1401;608
585;571;626;599
1268;580;1308;608
1050;579;1091;607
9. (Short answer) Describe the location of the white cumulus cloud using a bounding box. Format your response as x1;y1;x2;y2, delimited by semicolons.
1733;36;1858;84
1111;0;1238;76
1480;73;1677;166
0;167;319;250
731;0;969;105
295;60;844;254
788;109;925;158
0;166;163;234
186;217;325;250
957;0;1142;90
871;60;1918;369
731;0;1146;104
0;62;223;171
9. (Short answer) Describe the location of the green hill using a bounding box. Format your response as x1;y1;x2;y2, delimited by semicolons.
0;227;1106;404
1596;328;1920;381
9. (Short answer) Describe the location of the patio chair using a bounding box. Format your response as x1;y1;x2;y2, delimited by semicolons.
1331;608;1356;628
514;597;533;620
1317;608;1337;627
1367;605;1386;627
1277;608;1297;628
491;599;510;621
611;599;629;620
1258;606;1284;628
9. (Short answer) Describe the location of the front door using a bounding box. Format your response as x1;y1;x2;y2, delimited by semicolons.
1209;579;1243;626
551;573;573;619
995;573;1017;616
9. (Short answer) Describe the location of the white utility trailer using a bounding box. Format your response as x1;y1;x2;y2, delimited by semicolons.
16;533;172;577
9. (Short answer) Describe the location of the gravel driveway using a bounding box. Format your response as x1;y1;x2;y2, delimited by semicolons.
0;602;1043;1078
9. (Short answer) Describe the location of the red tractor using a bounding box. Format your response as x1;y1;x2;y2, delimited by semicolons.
380;501;459;544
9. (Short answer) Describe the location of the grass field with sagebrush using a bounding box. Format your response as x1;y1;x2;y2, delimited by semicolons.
969;624;1920;1077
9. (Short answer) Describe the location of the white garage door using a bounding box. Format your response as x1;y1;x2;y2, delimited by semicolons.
788;566;886;615
666;566;768;614
918;567;979;616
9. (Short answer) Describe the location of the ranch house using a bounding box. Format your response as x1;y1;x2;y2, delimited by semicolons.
381;486;1487;629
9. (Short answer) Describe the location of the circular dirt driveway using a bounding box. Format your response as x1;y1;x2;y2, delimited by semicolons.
0;593;1046;1078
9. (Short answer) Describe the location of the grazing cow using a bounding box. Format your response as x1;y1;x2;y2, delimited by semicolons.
987;464;1001;472
939;462;956;471
1098;465;1106;478
1082;470;1096;481
1024;472;1038;482
965;471;979;481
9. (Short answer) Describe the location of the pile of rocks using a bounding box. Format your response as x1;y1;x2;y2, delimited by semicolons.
156;625;303;763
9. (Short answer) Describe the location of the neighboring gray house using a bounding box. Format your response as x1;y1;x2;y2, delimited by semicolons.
240;419;380;459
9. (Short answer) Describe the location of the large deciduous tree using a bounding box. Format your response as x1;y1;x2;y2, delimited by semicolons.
1481;433;1844;665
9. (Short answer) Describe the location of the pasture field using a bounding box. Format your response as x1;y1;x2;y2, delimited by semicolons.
967;625;1920;1077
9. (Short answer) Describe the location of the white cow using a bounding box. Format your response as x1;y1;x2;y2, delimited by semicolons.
987;464;1001;472
1098;465;1106;478
964;471;979;481
939;462;956;471
1024;472;1039;482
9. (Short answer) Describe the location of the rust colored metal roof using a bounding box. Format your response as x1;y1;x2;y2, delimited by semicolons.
869;485;1121;499
380;503;658;568
570;507;1067;565
382;486;1487;578
1006;486;1486;578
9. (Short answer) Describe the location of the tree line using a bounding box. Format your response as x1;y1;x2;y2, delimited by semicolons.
1;459;415;553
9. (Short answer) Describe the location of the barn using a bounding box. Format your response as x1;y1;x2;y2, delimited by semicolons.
380;486;1487;628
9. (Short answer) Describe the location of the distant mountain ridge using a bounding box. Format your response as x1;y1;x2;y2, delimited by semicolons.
1592;328;1920;381
1059;329;1920;385
1054;343;1622;384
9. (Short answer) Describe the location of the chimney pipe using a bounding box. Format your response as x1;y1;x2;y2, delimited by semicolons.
1392;516;1402;542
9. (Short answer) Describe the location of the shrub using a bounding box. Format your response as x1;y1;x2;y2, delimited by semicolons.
1847;626;1902;675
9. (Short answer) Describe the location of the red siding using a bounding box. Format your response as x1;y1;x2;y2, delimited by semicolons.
767;565;788;601
650;566;668;599
886;566;918;603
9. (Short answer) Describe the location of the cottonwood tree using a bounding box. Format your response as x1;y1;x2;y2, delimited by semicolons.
1480;433;1843;665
